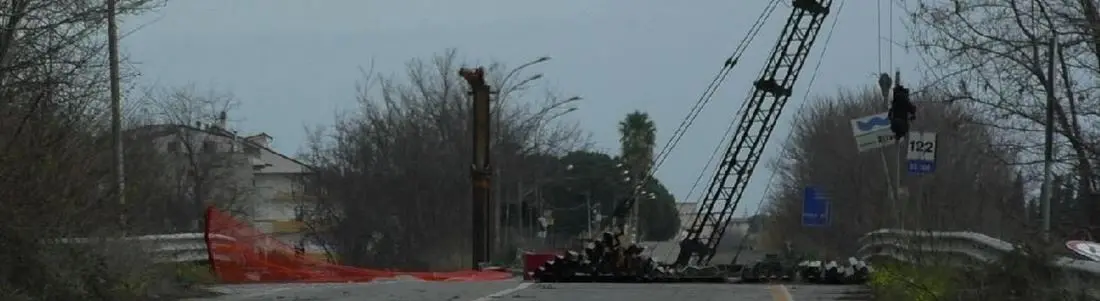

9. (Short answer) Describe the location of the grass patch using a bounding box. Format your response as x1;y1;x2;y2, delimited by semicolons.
162;262;219;285
123;262;222;300
867;262;960;301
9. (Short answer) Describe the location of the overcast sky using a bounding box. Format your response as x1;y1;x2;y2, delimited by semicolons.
123;0;921;217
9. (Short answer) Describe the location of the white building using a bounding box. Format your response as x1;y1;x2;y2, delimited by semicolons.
131;115;319;250
674;202;754;241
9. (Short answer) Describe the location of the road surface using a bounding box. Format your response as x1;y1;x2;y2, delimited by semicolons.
190;279;872;301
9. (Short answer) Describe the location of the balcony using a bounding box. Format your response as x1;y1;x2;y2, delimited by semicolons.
272;191;318;203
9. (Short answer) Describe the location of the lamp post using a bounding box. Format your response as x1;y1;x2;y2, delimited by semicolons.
500;57;551;92
495;57;554;126
636;191;656;242
607;162;641;243
586;193;595;236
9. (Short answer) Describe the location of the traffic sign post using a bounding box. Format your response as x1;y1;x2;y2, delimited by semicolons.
850;112;896;152
906;131;937;175
537;210;554;238
802;186;830;227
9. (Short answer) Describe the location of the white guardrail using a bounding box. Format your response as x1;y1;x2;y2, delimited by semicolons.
858;229;1100;297
53;233;234;263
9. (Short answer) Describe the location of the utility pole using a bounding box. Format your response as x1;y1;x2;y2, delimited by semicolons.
517;181;526;237
1041;34;1057;242
893;70;904;228
459;67;493;268
107;0;126;216
631;189;641;243
494;168;503;255
585;192;593;236
877;72;902;228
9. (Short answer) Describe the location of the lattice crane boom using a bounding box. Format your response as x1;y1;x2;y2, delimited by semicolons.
676;0;834;267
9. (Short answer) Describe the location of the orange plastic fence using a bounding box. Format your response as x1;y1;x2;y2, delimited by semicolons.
203;206;511;283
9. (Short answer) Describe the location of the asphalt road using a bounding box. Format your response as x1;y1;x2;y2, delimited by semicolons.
190;278;872;301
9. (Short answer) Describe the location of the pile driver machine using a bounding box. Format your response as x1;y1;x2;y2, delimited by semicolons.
531;0;838;282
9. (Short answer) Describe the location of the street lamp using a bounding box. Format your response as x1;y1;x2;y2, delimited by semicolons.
530;100;581;126
547;107;579;121
500;56;552;95
529;100;581;154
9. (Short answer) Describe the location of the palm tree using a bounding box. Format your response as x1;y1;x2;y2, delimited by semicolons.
618;111;656;178
618;111;656;240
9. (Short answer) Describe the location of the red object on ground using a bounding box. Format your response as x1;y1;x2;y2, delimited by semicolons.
203;206;512;283
522;252;559;280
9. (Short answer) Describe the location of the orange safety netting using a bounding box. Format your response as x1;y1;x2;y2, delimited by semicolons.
203;206;511;283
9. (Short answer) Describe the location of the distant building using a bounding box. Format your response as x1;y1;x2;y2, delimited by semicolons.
129;114;325;257
674;202;754;242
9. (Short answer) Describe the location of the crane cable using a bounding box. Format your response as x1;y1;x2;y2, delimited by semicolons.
614;0;782;236
661;51;778;252
877;0;882;73
675;11;795;220
875;0;903;228
643;62;763;258
649;84;757;259
889;0;894;74
646;0;781;178
726;0;847;265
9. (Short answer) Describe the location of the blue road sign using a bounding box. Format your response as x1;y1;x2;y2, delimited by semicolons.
907;160;935;174
802;186;830;227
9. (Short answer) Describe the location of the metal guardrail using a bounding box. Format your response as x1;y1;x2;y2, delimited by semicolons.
858;228;1100;297
53;233;234;263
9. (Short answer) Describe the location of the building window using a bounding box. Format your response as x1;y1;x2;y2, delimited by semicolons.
244;145;259;155
202;141;217;153
294;206;311;221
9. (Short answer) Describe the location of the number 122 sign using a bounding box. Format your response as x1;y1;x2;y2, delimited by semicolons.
906;131;937;175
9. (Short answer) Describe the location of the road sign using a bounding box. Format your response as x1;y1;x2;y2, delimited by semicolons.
802;186;830;227
851;112;896;152
906;131;937;175
851;112;892;135
1067;240;1100;261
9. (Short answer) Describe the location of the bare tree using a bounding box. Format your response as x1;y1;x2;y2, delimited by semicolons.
131;85;256;230
0;1;222;300
760;88;1026;256
301;49;584;270
909;0;1100;235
